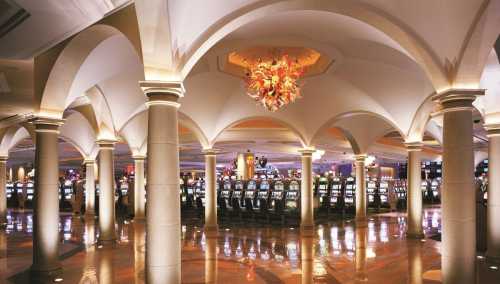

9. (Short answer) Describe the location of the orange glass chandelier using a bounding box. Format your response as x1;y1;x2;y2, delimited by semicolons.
245;55;304;112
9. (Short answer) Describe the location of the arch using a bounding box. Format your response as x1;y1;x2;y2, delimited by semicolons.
310;110;406;148
335;127;361;155
118;108;211;155
38;24;142;117
59;111;98;159
0;125;33;156
210;116;308;148
406;92;438;142
179;0;448;90
453;0;500;88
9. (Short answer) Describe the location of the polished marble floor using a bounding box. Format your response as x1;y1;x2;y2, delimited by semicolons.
0;207;499;283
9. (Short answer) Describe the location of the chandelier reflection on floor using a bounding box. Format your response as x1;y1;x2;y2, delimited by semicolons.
245;55;304;112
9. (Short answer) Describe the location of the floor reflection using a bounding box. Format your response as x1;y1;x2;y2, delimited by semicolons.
0;207;499;283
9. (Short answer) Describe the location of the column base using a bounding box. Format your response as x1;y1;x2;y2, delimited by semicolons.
300;225;315;237
97;238;117;247
30;264;62;280
406;232;425;239
204;225;219;238
485;254;500;264
133;215;146;222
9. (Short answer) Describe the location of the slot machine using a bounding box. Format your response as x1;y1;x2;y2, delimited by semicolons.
231;180;244;210
317;176;330;209
244;179;258;211
180;178;187;206
344;177;356;210
257;179;271;212
421;180;430;202
26;181;34;202
186;179;196;206
15;181;24;196
269;179;285;213
378;180;389;208
194;179;205;208
329;177;343;210
394;179;407;210
284;179;300;211
120;179;129;196
430;178;440;202
366;178;377;207
219;179;233;211
63;180;73;201
6;181;14;201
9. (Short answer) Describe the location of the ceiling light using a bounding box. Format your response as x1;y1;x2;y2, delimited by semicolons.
245;55;304;111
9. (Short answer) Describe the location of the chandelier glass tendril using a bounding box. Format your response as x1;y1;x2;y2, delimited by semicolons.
245;55;304;112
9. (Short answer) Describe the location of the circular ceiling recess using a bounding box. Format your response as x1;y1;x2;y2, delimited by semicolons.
219;46;333;78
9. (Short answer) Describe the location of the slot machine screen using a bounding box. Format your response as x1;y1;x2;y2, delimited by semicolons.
272;191;282;199
245;191;254;198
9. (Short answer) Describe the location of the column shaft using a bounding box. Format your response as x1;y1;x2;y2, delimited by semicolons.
300;150;314;232
407;148;424;238
85;161;96;216
98;142;116;243
439;95;477;284
134;157;146;219
31;119;63;274
204;152;217;233
355;156;366;221
0;157;7;224
487;131;500;260
145;92;181;283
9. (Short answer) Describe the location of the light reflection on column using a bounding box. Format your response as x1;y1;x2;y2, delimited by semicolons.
133;222;145;284
84;218;96;246
355;225;368;282
205;236;218;283
300;236;314;284
98;247;114;284
0;230;6;272
407;240;424;284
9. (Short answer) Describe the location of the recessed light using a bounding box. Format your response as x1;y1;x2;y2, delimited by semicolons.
489;266;498;270
54;278;63;282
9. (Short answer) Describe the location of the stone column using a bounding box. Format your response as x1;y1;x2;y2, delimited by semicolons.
485;123;500;261
236;153;247;180
0;156;7;225
354;155;367;221
433;89;484;284
299;149;315;235
31;118;64;276
141;81;183;284
203;149;217;236
97;140;117;244
133;155;146;220
405;142;424;239
84;159;96;217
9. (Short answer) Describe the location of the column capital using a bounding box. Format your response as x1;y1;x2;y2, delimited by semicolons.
298;148;315;156
432;88;484;114
140;81;184;108
202;148;219;156
354;154;367;163
83;159;95;165
484;123;500;137
404;141;424;151
0;156;7;162
97;139;117;150
132;154;146;161
31;117;64;133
